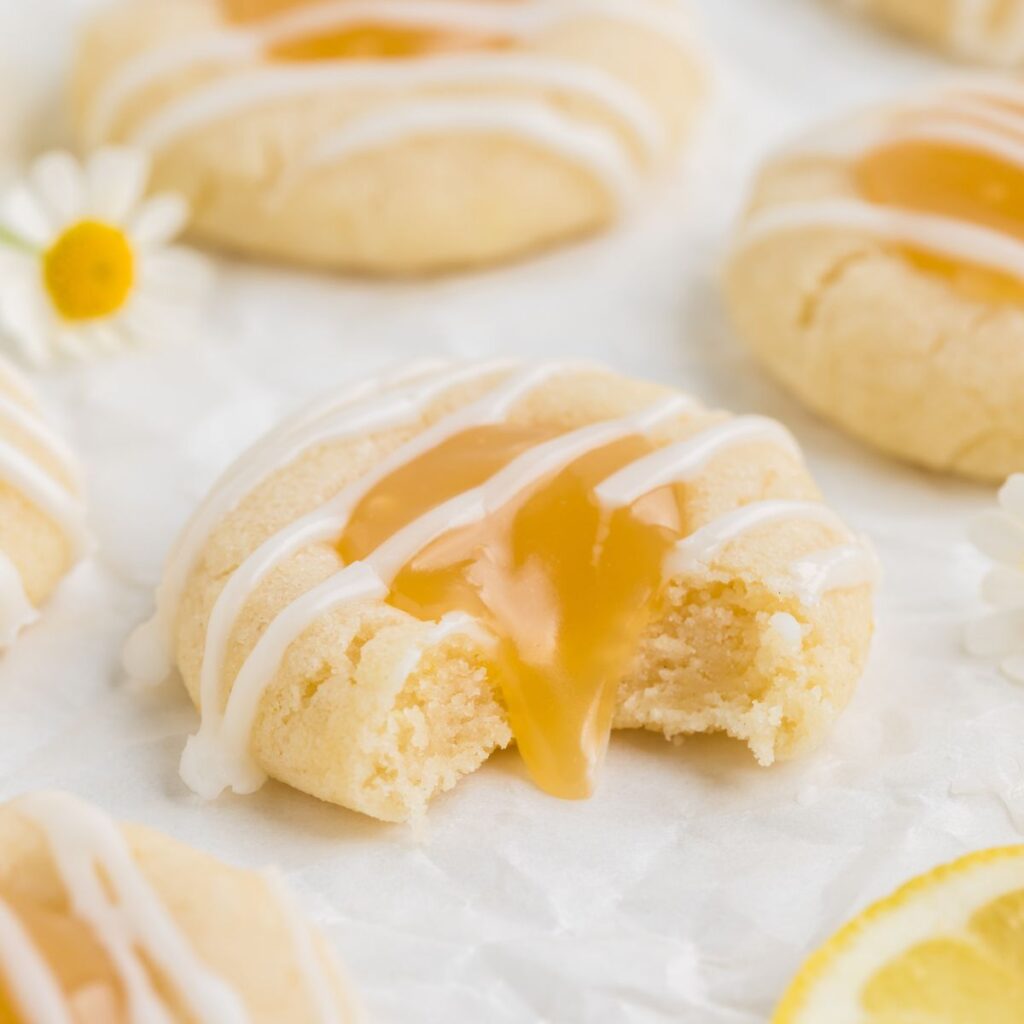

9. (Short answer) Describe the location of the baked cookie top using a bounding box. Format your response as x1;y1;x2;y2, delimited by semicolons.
0;356;90;649
0;792;359;1023
127;361;876;820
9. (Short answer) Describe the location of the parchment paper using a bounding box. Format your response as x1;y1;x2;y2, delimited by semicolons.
0;2;1016;1020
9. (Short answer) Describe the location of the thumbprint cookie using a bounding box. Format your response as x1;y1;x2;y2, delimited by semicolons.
0;791;360;1023
727;79;1024;480
73;0;705;273
126;361;876;822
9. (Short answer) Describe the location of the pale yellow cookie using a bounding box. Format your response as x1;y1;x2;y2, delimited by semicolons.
127;361;876;823
725;78;1024;481
838;0;1024;64
0;356;89;649
71;0;705;275
0;792;360;1024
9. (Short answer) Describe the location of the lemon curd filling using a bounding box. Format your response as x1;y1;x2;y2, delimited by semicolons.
336;423;683;800
42;221;135;322
854;137;1024;304
0;889;126;1024
219;0;509;60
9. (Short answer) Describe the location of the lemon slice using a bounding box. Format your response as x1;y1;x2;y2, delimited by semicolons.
774;846;1024;1023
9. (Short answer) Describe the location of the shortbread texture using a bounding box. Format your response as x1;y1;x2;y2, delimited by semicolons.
0;802;359;1023
173;367;874;822
0;371;79;615
71;0;704;274
724;148;1024;481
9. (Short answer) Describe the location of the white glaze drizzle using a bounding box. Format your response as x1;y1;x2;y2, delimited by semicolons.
14;791;250;1024
737;197;1024;284
0;894;74;1024
261;870;346;1024
84;0;698;207
0;361;90;650
291;96;637;207
595;415;800;508
667;500;849;575
737;81;1024;277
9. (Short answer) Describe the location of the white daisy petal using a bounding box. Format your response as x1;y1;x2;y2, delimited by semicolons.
85;146;150;224
981;565;1024;607
965;608;1024;658
968;508;1024;566
130;193;189;247
29;151;85;227
1001;654;1024;683
1000;475;1024;519
54;328;92;361
140;245;212;298
0;184;54;247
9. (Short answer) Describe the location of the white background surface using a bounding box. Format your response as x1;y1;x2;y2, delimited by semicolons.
0;2;1018;1021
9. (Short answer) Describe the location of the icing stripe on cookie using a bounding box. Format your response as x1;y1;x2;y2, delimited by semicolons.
15;792;250;1024
595;416;801;507
291;96;641;207
0;895;74;1024
262;869;352;1024
736;198;1024;285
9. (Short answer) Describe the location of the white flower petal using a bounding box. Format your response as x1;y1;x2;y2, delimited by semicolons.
85;146;150;224
130;193;189;247
968;508;1024;566
0;184;54;247
965;608;1024;657
54;327;92;361
139;245;212;299
29;151;85;227
1000;475;1024;520
1001;654;1024;683
981;565;1024;607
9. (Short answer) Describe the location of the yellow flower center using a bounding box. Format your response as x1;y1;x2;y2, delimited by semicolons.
42;220;135;321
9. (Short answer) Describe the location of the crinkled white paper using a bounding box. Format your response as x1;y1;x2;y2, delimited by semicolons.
0;2;1017;1021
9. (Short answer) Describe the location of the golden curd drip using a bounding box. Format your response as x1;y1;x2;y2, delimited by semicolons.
854;137;1024;303
218;0;510;60
337;423;684;799
0;889;126;1024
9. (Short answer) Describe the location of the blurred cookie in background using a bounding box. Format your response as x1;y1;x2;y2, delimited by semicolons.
72;0;707;275
725;77;1024;481
835;0;1024;64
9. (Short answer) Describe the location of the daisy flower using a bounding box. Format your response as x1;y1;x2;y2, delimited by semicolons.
0;147;208;366
966;475;1024;682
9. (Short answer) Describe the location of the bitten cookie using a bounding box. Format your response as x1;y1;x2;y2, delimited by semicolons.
126;360;876;822
726;78;1024;480
837;0;1024;64
72;0;706;274
0;792;360;1023
0;356;89;649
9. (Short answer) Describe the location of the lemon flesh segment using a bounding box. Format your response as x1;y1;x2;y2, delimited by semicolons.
774;846;1024;1024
